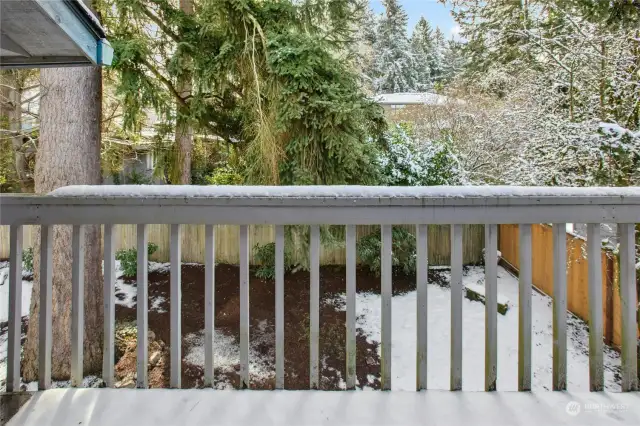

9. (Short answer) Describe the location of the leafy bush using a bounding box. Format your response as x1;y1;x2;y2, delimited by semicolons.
23;247;34;273
125;169;153;184
253;242;296;280
205;166;244;185
378;124;462;186
357;227;416;276
116;243;159;277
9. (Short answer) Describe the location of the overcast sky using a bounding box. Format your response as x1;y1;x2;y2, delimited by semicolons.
369;0;459;39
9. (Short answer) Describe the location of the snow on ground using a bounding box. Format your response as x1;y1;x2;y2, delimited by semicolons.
183;319;275;389
115;261;170;309
0;261;34;323
327;266;621;391
0;260;171;391
0;260;624;392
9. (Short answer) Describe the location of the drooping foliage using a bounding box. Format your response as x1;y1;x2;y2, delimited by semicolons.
99;0;386;185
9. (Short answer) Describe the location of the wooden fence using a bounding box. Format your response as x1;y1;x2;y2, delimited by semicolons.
499;224;638;349
0;224;485;266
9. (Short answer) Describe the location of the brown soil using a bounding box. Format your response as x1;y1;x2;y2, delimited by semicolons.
114;264;425;390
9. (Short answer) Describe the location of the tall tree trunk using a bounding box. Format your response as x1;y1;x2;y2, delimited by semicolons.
0;71;30;192
22;64;103;381
173;0;194;185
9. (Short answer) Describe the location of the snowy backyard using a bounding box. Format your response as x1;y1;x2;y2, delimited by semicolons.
0;258;623;392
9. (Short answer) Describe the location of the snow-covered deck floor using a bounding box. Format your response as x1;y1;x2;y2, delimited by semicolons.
7;388;640;426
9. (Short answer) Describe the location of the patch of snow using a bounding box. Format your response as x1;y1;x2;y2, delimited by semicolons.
328;266;621;391
20;376;103;392
0;263;8;286
49;185;640;199
183;322;275;389
0;266;33;323
114;260;137;309
148;262;170;274
150;296;167;313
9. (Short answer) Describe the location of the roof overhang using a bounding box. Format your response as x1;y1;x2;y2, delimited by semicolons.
0;0;113;69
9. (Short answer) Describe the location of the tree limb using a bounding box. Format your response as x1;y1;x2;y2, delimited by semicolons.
139;57;187;107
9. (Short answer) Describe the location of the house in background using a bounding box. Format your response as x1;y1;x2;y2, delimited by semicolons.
102;141;161;184
373;92;452;111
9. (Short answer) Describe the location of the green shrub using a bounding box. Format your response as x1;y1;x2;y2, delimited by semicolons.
205;166;244;185
116;243;159;277
378;124;462;186
253;242;296;280
23;247;34;273
357;227;416;276
125;170;153;184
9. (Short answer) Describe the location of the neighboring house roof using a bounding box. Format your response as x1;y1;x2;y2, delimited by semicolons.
373;92;452;106
0;0;113;68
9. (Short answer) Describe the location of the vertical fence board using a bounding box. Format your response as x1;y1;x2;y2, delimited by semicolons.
170;224;182;389
416;224;428;391
450;224;463;391
136;224;149;389
619;223;638;392
71;225;85;387
275;225;285;389
309;225;320;389
38;225;53;390
552;224;567;391
103;224;116;387
204;225;216;388
345;225;357;390
239;225;250;389
381;225;392;391
587;224;604;391
7;225;22;393
484;224;498;391
518;224;532;392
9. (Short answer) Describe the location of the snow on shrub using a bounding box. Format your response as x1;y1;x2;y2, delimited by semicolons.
378;123;463;187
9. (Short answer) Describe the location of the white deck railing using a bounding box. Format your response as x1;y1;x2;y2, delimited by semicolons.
1;185;639;393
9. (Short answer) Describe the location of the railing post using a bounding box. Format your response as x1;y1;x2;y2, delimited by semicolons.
381;225;393;390
38;225;53;390
103;224;116;387
170;224;182;389
485;224;498;391
619;223;638;391
416;224;428;391
552;223;567;391
450;224;463;391
239;225;250;389
518;224;532;391
204;224;216;388
345;224;357;390
7;224;23;393
71;225;85;387
309;225;320;389
275;225;285;389
137;224;149;389
587;223;603;391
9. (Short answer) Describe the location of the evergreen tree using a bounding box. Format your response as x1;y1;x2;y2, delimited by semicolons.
103;0;385;185
370;0;418;93
440;39;466;84
430;27;447;83
410;17;433;90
